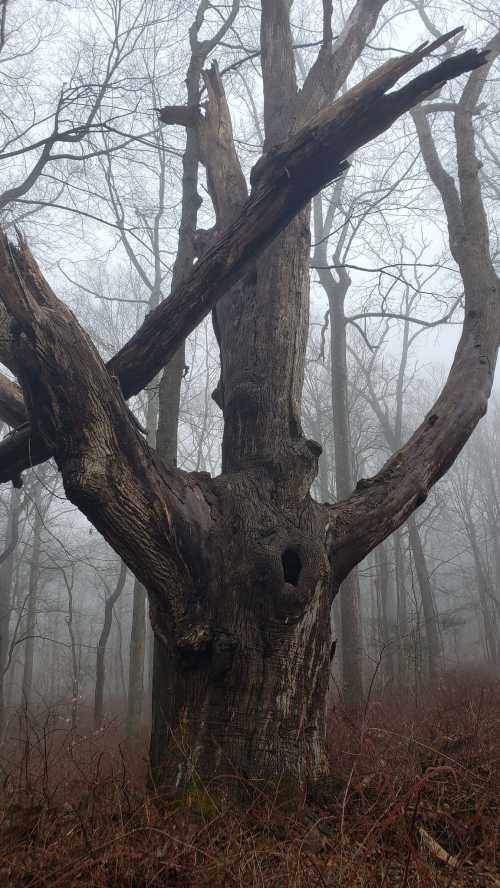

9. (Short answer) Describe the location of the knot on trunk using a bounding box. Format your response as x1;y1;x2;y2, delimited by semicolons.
177;624;212;654
176;623;238;680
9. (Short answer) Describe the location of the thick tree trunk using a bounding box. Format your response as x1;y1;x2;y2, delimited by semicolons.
149;474;332;796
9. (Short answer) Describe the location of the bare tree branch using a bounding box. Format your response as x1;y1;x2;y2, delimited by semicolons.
0;35;490;483
326;35;500;582
298;0;388;123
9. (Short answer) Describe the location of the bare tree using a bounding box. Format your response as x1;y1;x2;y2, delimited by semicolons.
0;6;496;799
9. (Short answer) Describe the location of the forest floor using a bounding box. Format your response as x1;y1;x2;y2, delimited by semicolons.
0;677;499;887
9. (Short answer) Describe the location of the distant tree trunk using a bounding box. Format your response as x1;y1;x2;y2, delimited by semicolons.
0;485;21;735
374;541;395;689
126;577;147;739
462;501;499;668
477;452;500;625
312;194;363;706
329;274;363;704
21;480;43;709
94;560;127;730
393;529;409;685
407;516;442;681
49;609;59;702
62;571;80;731
355;303;443;684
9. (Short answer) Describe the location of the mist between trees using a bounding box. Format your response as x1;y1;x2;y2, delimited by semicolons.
0;0;499;837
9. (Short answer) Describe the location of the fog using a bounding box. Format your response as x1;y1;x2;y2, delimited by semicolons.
0;1;499;882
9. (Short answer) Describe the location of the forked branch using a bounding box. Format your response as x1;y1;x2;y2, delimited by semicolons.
0;32;490;486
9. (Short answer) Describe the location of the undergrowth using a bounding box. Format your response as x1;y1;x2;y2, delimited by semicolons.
0;678;499;886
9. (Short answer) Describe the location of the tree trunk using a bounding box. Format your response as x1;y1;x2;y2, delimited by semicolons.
127;381;159;742
407;516;442;681
374;541;395;689
393;529;409;687
0;486;21;735
149;474;332;795
462;501;499;668
21;480;43;709
328;272;363;705
0;23;494;799
94;560;127;730
126;577;147;740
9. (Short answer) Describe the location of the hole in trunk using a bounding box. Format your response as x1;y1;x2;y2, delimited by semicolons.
282;548;302;586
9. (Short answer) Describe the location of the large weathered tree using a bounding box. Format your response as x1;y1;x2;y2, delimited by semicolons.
0;1;498;798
